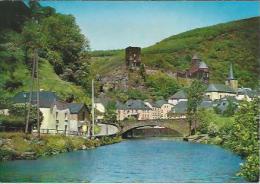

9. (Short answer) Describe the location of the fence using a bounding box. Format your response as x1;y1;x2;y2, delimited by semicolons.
40;129;86;136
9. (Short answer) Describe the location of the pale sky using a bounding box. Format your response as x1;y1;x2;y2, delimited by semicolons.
41;1;260;51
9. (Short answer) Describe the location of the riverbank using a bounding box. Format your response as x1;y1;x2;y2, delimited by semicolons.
184;100;260;182
0;132;121;161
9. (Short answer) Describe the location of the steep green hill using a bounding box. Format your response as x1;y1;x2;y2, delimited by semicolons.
0;2;90;105
0;56;90;105
91;17;260;89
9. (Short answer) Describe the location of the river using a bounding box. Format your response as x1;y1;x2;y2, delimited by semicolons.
0;138;245;182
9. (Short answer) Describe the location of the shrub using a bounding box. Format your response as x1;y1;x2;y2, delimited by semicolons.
0;115;24;130
146;71;180;98
238;154;260;182
207;122;219;137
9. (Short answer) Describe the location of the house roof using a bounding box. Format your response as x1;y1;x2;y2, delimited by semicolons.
68;103;86;114
174;101;187;113
237;88;258;98
215;97;238;113
125;99;151;110
206;84;235;93
199;101;213;109
54;100;69;110
199;61;208;69
154;100;168;108
13;91;60;108
169;90;187;99
116;101;127;110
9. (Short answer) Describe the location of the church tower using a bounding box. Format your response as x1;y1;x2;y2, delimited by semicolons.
225;63;238;91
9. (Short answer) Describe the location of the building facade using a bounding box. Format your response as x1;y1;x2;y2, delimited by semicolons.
168;90;188;105
12;91;89;135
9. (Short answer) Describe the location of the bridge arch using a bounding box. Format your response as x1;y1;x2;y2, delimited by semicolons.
120;119;190;137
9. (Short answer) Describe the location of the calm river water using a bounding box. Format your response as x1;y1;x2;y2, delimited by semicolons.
0;138;245;182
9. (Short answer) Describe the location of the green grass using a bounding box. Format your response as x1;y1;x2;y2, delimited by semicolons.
0;59;90;104
39;60;90;104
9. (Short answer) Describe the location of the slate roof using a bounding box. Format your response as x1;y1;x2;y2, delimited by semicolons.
54;100;69;110
174;101;187;113
154;100;168;108
13;91;60;108
116;101;127;110
214;97;238;113
206;84;235;93
199;101;213;109
169;90;187;99
68;103;85;114
125;100;151;110
237;88;258;98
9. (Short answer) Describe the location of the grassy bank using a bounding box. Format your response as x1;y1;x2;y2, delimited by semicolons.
0;132;121;161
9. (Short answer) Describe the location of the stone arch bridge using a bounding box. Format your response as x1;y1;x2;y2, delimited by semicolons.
120;118;191;137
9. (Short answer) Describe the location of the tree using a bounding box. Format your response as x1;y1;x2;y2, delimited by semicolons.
223;99;259;181
103;101;117;124
223;98;237;116
186;80;206;135
146;71;180;98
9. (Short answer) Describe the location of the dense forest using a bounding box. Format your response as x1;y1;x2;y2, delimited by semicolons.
0;1;91;106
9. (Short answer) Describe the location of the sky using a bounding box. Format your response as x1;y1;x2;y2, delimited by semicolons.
40;1;260;51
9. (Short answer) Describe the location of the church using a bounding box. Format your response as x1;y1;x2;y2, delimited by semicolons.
205;63;237;101
177;54;209;84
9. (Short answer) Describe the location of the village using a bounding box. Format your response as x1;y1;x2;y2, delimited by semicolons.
0;47;259;137
0;1;259;182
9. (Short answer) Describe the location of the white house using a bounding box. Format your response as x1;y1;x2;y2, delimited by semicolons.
12;91;88;135
168;90;187;105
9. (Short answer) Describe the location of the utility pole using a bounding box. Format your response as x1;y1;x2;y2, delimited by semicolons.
25;49;40;138
35;49;40;138
91;79;95;138
25;53;36;134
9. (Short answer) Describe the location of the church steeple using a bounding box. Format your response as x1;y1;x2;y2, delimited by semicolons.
227;63;235;80
225;63;238;91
